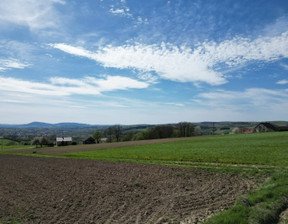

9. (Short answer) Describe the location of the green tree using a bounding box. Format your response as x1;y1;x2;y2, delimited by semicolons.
122;131;134;141
93;131;103;143
31;136;51;147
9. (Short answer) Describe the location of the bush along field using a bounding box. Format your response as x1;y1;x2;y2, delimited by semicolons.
3;132;288;223
61;132;288;224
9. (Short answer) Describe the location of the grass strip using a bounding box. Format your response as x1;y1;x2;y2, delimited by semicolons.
204;170;288;224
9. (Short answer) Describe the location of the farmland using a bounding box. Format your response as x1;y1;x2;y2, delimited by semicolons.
1;132;288;223
62;132;288;167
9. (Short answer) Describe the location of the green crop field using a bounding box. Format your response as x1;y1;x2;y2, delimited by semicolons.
64;132;288;167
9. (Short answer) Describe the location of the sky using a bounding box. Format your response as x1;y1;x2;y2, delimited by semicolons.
0;0;288;124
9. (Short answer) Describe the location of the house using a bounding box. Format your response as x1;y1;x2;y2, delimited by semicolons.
242;129;254;134
56;137;72;146
83;136;95;144
254;122;288;133
100;138;108;143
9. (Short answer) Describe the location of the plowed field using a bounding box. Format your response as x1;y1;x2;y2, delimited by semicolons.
0;155;257;224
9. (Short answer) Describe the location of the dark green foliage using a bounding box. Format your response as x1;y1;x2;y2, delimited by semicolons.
122;131;135;141
145;125;174;139
205;205;249;224
92;131;103;143
124;122;194;141
31;136;51;147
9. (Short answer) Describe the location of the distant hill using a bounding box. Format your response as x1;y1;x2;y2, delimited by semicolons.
21;122;54;128
1;121;287;129
0;122;92;129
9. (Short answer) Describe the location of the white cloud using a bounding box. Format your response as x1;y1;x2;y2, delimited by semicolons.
49;43;96;59
51;31;288;86
110;8;128;16
0;75;149;97
0;58;31;71
109;0;132;17
197;88;288;110
0;0;64;30
137;72;158;83
86;75;149;91
165;103;185;107
51;43;226;85
281;63;288;70
277;80;288;85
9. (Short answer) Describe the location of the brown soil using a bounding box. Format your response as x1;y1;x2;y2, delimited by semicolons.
0;154;257;224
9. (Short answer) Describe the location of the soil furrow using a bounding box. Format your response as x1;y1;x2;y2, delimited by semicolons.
0;154;259;224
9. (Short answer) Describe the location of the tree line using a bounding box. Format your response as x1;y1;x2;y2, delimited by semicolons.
93;122;195;143
29;122;196;147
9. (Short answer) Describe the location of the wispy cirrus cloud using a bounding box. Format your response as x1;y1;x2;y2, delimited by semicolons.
197;88;288;111
277;80;288;85
0;75;149;96
0;58;31;71
50;31;288;86
0;0;65;30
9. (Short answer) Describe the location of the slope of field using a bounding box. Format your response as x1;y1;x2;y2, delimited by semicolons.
0;155;257;224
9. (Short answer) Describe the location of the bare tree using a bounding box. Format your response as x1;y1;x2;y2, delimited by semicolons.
177;122;194;137
194;126;202;136
105;127;114;143
113;125;122;142
31;137;40;148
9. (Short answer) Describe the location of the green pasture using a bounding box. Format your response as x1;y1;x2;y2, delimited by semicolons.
64;132;288;167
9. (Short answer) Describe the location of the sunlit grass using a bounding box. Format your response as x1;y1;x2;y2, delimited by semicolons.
64;132;288;166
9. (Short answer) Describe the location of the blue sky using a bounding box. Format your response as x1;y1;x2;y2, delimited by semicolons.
0;0;288;124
